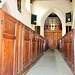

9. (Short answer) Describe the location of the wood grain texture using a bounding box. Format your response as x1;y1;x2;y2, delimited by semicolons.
60;29;75;74
0;9;44;75
3;39;14;75
0;8;2;75
44;30;62;49
4;19;15;35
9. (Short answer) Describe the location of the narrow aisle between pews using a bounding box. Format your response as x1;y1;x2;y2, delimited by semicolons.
26;49;73;75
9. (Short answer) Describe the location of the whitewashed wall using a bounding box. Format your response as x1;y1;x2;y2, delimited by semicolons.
72;0;75;29
32;0;71;36
1;0;33;29
0;0;73;36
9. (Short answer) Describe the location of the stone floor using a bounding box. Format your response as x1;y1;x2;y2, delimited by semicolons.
26;49;73;75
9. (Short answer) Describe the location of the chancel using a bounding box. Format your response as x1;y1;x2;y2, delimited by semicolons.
0;0;75;75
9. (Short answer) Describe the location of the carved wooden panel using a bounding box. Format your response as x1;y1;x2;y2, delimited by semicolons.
25;26;30;40
61;38;65;55
4;19;15;35
0;9;44;75
16;24;19;73
0;9;2;75
68;43;71;63
2;11;17;75
16;23;23;74
44;30;62;49
32;42;36;61
23;41;30;67
3;39;14;75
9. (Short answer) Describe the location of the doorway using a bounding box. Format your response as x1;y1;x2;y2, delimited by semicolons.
44;12;62;49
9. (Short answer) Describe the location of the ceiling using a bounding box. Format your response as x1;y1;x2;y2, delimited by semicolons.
30;0;72;3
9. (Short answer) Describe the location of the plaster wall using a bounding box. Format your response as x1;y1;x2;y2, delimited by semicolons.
1;0;33;29
32;0;71;36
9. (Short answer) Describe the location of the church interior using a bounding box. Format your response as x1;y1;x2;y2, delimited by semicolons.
0;0;75;75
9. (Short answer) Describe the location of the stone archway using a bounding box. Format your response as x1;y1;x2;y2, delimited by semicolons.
2;2;12;14
40;7;66;36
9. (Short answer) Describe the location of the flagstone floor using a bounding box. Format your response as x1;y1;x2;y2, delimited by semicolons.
26;49;73;75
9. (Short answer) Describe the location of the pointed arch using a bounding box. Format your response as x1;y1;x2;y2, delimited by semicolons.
2;2;12;14
40;6;66;36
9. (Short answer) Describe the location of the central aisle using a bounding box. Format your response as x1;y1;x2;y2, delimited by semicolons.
26;49;73;75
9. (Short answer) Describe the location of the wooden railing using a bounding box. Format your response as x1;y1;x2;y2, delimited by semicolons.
0;9;47;75
57;29;75;74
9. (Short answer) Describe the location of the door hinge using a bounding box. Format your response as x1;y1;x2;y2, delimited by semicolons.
1;20;3;24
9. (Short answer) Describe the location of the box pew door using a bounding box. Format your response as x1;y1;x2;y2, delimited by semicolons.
23;26;30;67
31;31;36;62
64;36;68;58
67;31;72;63
2;13;17;75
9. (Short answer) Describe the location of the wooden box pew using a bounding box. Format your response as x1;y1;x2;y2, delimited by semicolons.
0;9;23;75
23;25;31;67
0;9;44;75
16;22;24;75
30;30;36;62
1;10;18;75
38;35;44;56
71;30;74;68
64;34;68;58
39;36;44;55
35;32;39;58
36;34;40;57
61;29;75;74
67;30;74;65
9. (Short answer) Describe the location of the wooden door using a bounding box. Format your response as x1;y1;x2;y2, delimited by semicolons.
44;30;62;49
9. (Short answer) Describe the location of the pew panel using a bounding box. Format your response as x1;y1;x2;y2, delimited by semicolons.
3;39;14;75
0;9;44;75
30;30;36;62
2;11;17;75
23;26;30;67
0;9;2;75
60;29;75;74
24;41;30;66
